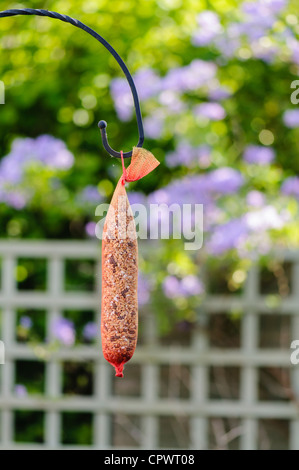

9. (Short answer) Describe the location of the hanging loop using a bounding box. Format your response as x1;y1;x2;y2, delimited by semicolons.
0;8;144;159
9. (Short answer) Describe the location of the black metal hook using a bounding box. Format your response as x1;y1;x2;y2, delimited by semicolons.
0;8;144;159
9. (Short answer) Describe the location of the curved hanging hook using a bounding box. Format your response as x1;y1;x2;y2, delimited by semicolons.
0;8;144;158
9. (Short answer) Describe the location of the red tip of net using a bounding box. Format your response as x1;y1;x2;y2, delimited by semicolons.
114;362;125;378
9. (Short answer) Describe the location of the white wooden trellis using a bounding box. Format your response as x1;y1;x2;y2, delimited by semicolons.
0;240;298;450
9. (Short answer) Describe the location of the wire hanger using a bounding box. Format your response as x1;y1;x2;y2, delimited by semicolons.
0;8;144;159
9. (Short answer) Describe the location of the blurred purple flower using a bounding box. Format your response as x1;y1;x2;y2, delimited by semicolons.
194;102;226;120
34;135;74;169
246;190;265;207
110;78;133;121
128;191;147;206
243;145;275;165
148;168;243;234
6;135;74;170
259;0;286;14
144;111;165;139
110;61;217;121
111;69;161;121
181;275;204;296
162;275;182;298
282;109;299;128
149;187;172;205
207;218;248;255
281;176;299;198
192;10;222;46
162;60;217;93
78;185;103;204
15;384;28;397
208;86;232;101
138;273;151;306
163;274;204;298
242;1;277;30
85;221;97;238
206;167;244;194
289;39;299;65
0;135;74;210
149;174;212;210
0;154;23;184
134;68;161;100
251;43;278;63
52;317;75;346
2;191;28;210
165;142;196;168
83;322;98;341
213;35;240;58
191;1;286;62
158;90;186;113
166;142;212;169
20;316;32;329
197;145;212;168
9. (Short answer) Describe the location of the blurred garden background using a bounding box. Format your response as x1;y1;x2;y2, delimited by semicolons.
0;0;299;450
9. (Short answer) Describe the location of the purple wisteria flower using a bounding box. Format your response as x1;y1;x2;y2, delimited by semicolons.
111;69;161;121
83;322;98;341
134;68;161;100
243;145;275;165
165;142;212;168
191;1;287;63
250;43;279;63
149;169;243;209
138;273;151;306
194;102;226;121
197;145;212;168
163;274;204;298
289;38;299;65
241;1;277;31
0;153;23;184
207;218;248;255
206;167;244;194
245;0;287;15
85;221;97;238
213;34;240;59
33;135;74;169
0;191;29;210
246;190;265;207
0;135;74;209
207;205;287;256
128;191;147;206
181;275;204;296
149;175;208;206
19;316;32;329
51;317;75;346
144;111;165;139
162;275;182;298
281;176;299;198
15;384;28;397
110;78;134;121
148;167;244;241
78;185;103;204
165;142;196;168
3;135;74;171
162;60;217;93
282;109;299;128
208;86;232;101
192;10;222;46
158;90;186;113
110;60;218;121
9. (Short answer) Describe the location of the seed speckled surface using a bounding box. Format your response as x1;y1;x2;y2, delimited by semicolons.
101;182;138;377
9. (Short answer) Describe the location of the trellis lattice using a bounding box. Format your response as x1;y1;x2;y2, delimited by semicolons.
0;241;298;449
